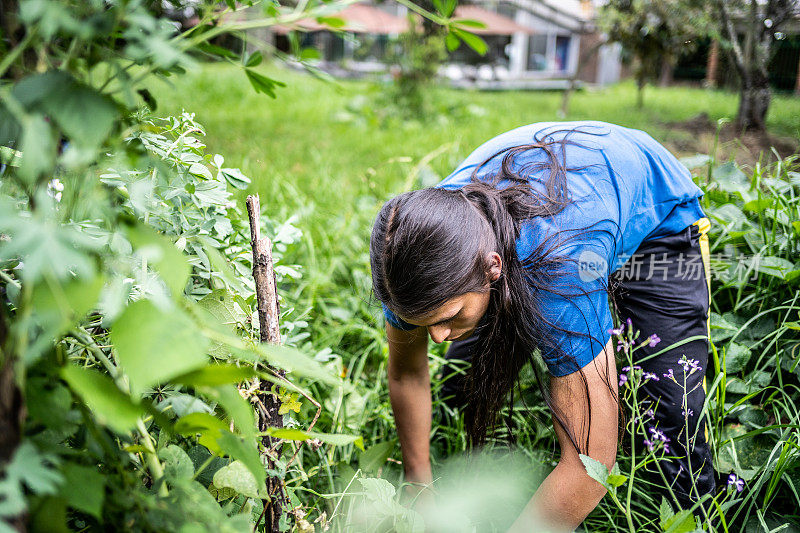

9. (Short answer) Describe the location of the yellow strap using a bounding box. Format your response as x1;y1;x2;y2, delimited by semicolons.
692;217;712;444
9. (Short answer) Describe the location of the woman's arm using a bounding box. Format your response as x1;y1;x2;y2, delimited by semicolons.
386;322;433;486
510;338;619;532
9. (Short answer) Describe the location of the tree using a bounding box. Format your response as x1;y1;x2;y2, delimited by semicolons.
714;0;799;131
598;0;708;108
0;1;395;531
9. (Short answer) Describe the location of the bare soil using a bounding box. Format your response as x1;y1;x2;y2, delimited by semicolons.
663;113;799;168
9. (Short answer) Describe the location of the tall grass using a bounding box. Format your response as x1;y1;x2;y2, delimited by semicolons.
153;64;800;531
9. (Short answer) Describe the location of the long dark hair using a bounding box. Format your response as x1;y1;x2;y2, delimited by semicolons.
370;128;619;454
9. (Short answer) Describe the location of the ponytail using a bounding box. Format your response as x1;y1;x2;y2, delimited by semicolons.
371;129;616;452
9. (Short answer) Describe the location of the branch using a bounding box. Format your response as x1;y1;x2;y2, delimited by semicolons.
715;0;747;72
245;194;286;533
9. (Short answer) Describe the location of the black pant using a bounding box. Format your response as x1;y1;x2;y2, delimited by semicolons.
440;222;716;509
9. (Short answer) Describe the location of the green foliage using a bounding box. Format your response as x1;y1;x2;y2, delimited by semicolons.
145;63;800;531
598;0;710;107
382;15;449;119
0;1;392;530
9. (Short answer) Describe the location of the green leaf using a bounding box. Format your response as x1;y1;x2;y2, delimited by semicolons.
12;71;117;151
46;79;118;150
0;200;100;283
127;225;190;296
316;16;346;29
159;444;195;481
445;32;460;52
197;42;239;59
358;478;395;503
449;28;488;55
198;237;249;296
212;460;261;499
268;428;311;441
197;289;243;329
257;343;342;388
174;364;257;387
579;454;609;485
743;198;774;213
5;442;62;495
712;162;749;195
32;273;105;337
724;342;752;374
680;154;711;170
216;430;266;487
244;50;263;67
110;300;209;396
17;114;57;184
659;497;674;522
60;463;104;519
453;18;487;30
175;412;228;435
219;167;251;190
201;384;256;440
61;365;143;434
244;69;286;99
267;428;365;451
432;0;456;16
752;255;795;279
175;412;227;454
606;474;627;487
359;439;396;475
660;509;696;533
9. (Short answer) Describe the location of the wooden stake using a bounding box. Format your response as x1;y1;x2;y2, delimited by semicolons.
245;194;286;533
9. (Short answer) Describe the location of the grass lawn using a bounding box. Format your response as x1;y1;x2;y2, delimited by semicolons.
150;62;800;530
152;62;799;224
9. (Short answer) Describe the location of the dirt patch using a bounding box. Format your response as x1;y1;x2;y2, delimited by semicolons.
663;113;799;168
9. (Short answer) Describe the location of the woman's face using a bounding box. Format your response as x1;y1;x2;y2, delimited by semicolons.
396;250;502;343
398;290;492;344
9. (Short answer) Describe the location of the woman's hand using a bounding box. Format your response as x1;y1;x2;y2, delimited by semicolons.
386;323;434;492
509;338;619;532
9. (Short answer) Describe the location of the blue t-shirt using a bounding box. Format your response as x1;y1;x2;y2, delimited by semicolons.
383;121;705;376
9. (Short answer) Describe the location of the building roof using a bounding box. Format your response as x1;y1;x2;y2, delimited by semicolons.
275;3;408;34
275;2;539;36
453;5;534;35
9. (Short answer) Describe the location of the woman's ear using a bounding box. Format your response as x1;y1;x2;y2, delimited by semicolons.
487;252;502;281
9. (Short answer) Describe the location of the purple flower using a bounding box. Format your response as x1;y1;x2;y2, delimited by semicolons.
728;473;744;492
609;324;625;336
649;427;670;443
643;439;654;451
679;356;702;375
626;318;633;331
648;334;661;347
619;373;628;387
663;368;676;381
682;408;694;417
645;409;655;419
643;372;660;382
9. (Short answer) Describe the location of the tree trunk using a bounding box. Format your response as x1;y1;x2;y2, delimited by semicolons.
0;294;26;532
636;71;646;109
246;195;286;533
736;69;771;132
658;56;674;87
705;40;720;88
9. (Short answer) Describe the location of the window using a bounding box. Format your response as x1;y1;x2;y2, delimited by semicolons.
527;34;548;71
555;35;570;72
